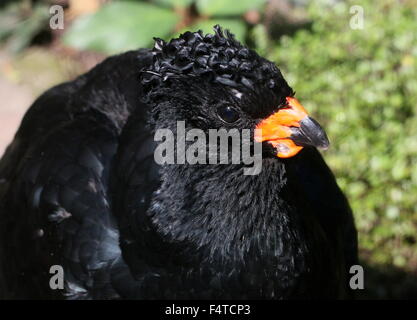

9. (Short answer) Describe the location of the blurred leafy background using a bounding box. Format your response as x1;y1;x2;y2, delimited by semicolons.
0;0;416;299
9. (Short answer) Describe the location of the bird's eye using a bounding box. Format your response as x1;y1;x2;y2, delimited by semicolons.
217;106;239;123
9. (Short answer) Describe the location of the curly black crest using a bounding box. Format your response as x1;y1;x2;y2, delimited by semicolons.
141;25;289;95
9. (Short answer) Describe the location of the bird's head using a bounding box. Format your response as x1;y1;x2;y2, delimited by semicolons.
141;25;329;159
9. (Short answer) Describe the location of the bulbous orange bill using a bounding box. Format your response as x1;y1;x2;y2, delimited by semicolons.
255;97;329;158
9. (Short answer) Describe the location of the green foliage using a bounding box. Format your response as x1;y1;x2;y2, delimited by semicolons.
63;2;179;54
195;0;265;16
0;1;50;53
153;0;194;8
269;0;417;273
64;0;267;53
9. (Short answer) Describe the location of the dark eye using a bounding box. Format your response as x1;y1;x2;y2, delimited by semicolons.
217;106;239;123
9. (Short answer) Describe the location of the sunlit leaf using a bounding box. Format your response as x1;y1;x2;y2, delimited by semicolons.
196;0;266;16
63;2;179;54
0;3;50;53
153;0;194;8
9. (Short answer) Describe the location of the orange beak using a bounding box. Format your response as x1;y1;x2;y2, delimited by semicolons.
255;97;329;158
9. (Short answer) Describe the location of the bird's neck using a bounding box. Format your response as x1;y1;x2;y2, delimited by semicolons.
148;159;309;266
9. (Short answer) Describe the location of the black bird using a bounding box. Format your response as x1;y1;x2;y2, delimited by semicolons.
0;26;357;299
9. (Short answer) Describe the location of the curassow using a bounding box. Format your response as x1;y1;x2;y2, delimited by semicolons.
0;26;357;299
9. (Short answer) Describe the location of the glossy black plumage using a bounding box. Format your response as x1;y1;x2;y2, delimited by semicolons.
0;27;357;299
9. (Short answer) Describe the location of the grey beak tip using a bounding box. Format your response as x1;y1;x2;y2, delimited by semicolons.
290;117;330;150
319;140;330;150
317;131;330;150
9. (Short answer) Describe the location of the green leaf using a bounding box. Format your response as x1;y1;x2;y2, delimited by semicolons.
63;2;179;54
178;19;246;41
250;24;269;56
196;0;265;17
153;0;194;8
0;4;22;41
1;4;50;53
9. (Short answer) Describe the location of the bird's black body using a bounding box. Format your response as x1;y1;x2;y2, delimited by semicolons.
0;27;357;299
